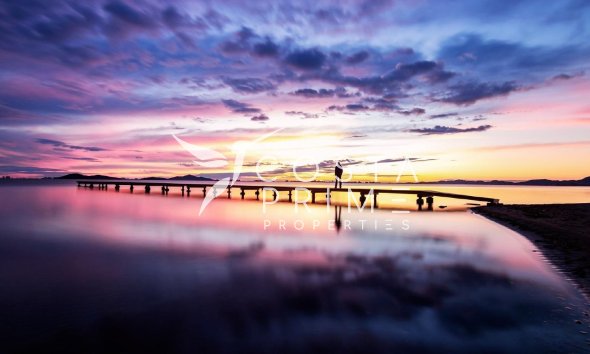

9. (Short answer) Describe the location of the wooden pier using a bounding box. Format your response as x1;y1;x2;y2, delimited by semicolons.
76;180;500;208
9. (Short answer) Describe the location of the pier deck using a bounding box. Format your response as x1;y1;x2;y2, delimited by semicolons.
76;180;500;207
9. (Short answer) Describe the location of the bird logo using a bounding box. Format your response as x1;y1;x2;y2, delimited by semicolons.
173;128;283;215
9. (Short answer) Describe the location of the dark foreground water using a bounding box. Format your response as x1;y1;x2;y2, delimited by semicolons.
0;181;589;353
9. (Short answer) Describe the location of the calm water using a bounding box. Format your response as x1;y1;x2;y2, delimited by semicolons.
0;180;589;353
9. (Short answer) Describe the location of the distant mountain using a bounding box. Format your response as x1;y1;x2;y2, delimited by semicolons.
141;175;215;181
430;176;590;186
57;173;216;181
57;173;118;180
427;179;514;185
168;174;216;181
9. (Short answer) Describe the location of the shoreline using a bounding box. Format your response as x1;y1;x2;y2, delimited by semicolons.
473;203;590;297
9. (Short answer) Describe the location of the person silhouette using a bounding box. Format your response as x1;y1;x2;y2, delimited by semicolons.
335;161;343;189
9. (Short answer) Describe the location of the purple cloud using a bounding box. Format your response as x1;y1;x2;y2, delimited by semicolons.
441;82;519;105
223;78;276;94
222;99;262;114
36;138;108;152
250;114;269;121
398;108;426;116
409;125;493;135
285;48;326;70
345;51;370;64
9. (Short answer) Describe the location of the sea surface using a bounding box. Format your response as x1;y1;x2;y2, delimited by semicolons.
1;180;589;353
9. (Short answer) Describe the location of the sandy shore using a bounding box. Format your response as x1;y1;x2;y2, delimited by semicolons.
474;203;590;295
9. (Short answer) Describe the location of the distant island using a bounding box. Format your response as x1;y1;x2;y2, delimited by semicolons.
53;173;590;186
56;173;217;182
423;176;590;186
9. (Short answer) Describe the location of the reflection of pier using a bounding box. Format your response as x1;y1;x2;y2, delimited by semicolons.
77;180;500;208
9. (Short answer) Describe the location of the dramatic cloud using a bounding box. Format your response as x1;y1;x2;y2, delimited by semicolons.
36;138;107;152
328;97;406;113
285;49;326;70
551;72;584;81
345;51;370;64
377;157;437;163
315;60;455;95
285;111;319;119
440;82;519;105
0;165;65;175
222;99;261;114
104;1;155;29
430;113;459;119
291;88;334;98
363;96;400;112
65;157;100;162
398;108;426;116
223;78;276;94
408;125;493;135
290;87;355;98
219;27;256;54
219;27;281;59
438;34;590;80
250;114;269;121
328;103;370;112
252;38;280;57
1;0;589;178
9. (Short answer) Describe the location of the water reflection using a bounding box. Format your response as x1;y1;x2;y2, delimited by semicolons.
334;205;342;232
0;181;588;353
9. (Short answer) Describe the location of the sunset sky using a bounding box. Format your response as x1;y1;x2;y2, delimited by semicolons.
0;0;589;181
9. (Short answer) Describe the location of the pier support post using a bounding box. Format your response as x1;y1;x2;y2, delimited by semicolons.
273;190;278;201
186;186;191;196
181;186;185;195
130;185;134;192
227;187;231;199
312;191;316;204
416;196;424;211
145;185;151;193
426;196;433;211
255;189;260;200
115;184;120;191
90;184;94;189
373;192;378;208
288;190;292;202
203;187;206;197
359;192;366;205
240;188;245;199
161;186;166;194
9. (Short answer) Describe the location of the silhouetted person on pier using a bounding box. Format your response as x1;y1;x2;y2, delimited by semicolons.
335;161;343;189
426;196;434;211
416;196;424;211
